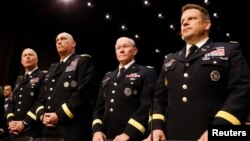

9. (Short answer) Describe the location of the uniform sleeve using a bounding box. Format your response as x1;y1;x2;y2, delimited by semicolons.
55;56;96;123
123;67;157;140
35;66;55;119
213;43;250;124
150;58;171;131
92;75;107;134
23;71;46;126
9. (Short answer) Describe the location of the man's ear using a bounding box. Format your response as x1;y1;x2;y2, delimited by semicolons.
133;47;138;55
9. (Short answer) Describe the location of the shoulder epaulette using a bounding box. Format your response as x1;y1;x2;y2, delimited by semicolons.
80;54;91;58
50;63;56;67
165;53;173;59
105;71;111;75
18;75;23;79
229;41;239;44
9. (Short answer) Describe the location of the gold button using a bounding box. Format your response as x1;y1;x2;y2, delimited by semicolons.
183;73;188;78
182;97;187;102
110;99;114;103
112;90;115;94
109;108;113;112
186;63;190;67
114;83;117;86
182;84;187;89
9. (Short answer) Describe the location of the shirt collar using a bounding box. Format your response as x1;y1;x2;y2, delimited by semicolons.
186;37;209;53
25;67;38;75
61;52;74;63
119;60;135;70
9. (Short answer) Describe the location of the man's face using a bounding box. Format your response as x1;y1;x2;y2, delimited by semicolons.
55;33;75;56
115;38;137;65
3;85;12;98
181;9;210;41
21;48;38;71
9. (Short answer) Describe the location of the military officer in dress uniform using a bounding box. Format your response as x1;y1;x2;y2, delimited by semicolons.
144;3;250;141
35;32;96;141
6;48;45;141
92;37;157;141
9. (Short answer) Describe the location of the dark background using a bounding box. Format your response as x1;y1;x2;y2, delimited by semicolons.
0;0;248;86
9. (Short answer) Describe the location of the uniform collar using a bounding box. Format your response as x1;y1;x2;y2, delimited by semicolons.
25;67;38;75
61;52;74;63
119;60;135;70
186;37;209;54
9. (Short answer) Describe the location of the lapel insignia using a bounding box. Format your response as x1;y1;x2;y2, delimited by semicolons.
201;48;207;51
202;54;210;60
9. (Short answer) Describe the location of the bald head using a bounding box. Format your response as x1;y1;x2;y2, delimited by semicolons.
56;32;74;41
55;32;76;59
115;37;136;49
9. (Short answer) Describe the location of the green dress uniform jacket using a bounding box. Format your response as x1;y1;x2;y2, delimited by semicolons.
6;69;45;137
151;39;250;140
35;53;95;141
92;62;157;141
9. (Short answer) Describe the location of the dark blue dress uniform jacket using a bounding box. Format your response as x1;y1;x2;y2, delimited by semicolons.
151;39;250;140
6;69;45;137
35;53;95;141
92;62;157;141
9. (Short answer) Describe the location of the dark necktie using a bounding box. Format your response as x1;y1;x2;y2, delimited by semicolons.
117;67;125;78
60;61;64;66
55;61;64;73
187;45;198;59
24;74;30;80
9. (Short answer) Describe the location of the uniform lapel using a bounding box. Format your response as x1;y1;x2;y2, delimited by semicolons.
173;48;186;62
20;74;31;86
109;69;118;80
